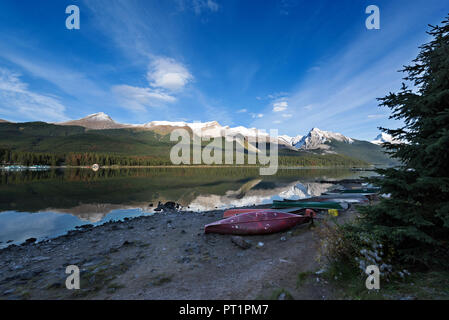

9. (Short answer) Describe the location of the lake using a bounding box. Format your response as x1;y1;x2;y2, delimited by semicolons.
0;167;376;247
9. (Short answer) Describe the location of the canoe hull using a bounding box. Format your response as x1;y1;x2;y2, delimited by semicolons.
272;201;345;210
223;207;307;218
205;211;310;235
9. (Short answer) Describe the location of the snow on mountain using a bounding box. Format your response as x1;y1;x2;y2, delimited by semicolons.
59;112;127;130
144;120;269;139
278;134;303;146
86;112;113;121
371;133;400;145
294;128;353;150
55;113;359;150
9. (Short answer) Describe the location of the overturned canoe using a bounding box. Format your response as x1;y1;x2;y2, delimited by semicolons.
332;188;379;194
281;195;368;204
272;200;347;210
205;210;312;235
223;208;314;218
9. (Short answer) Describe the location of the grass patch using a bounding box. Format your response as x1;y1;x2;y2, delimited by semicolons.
269;288;294;300
148;273;173;286
71;260;132;298
322;260;449;300
296;271;312;288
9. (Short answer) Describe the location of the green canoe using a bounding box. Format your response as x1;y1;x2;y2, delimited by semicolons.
337;188;379;194
272;200;345;210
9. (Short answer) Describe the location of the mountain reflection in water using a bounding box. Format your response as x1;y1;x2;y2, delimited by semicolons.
0;167;376;246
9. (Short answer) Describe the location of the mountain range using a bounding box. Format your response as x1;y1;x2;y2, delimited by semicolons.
0;112;398;166
57;112;394;148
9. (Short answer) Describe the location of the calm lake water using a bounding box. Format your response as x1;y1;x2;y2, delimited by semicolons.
0;167;377;247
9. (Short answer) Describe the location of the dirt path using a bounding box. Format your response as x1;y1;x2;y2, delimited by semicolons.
0;206;354;300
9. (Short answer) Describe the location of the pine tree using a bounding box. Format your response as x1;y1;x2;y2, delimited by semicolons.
360;16;449;267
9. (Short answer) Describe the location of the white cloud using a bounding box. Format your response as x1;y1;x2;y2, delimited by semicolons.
114;56;192;112
0;68;68;122
251;113;264;118
147;57;193;91
236;108;247;113
112;85;176;112
282;113;292;118
273;100;288;112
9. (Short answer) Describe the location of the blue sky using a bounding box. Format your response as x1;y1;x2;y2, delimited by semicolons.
0;0;447;140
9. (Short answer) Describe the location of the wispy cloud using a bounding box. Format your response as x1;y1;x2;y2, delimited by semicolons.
252;3;444;140
272;100;288;112
176;0;220;15
236;108;247;113
112;85;176;112
250;113;264;119
0;68;68;122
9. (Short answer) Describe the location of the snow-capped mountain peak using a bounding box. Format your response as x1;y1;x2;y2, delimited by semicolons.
294;127;353;150
278;134;304;146
56;113;363;151
85;112;114;122
371;132;400;145
58;112;125;130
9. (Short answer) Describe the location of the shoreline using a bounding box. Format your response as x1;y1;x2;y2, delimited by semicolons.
0;204;355;300
0;165;376;170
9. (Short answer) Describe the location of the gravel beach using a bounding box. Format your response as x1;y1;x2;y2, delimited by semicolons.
0;205;357;300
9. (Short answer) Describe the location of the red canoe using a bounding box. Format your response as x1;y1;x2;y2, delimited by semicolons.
223;208;314;218
205;210;313;235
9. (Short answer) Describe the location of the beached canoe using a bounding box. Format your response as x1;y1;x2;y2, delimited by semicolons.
223;208;315;218
205;210;313;235
332;188;379;194
271;200;347;210
281;195;369;203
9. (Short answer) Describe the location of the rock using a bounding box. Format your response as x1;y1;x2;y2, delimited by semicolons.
31;256;50;262
122;240;134;246
3;289;14;295
278;292;286;300
180;230;186;234
177;256;191;264
256;242;264;248
231;236;251;249
83;258;104;267
164;202;176;210
11;264;24;271
76;224;93;230
6;240;13;243
280;236;287;241
25;238;37;244
47;281;63;289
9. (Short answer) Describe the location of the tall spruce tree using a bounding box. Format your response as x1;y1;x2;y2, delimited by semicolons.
360;16;449;267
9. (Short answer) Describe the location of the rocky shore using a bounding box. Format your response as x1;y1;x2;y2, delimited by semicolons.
0;205;356;300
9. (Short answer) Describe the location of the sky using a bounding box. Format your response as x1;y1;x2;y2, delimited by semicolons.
0;0;447;140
